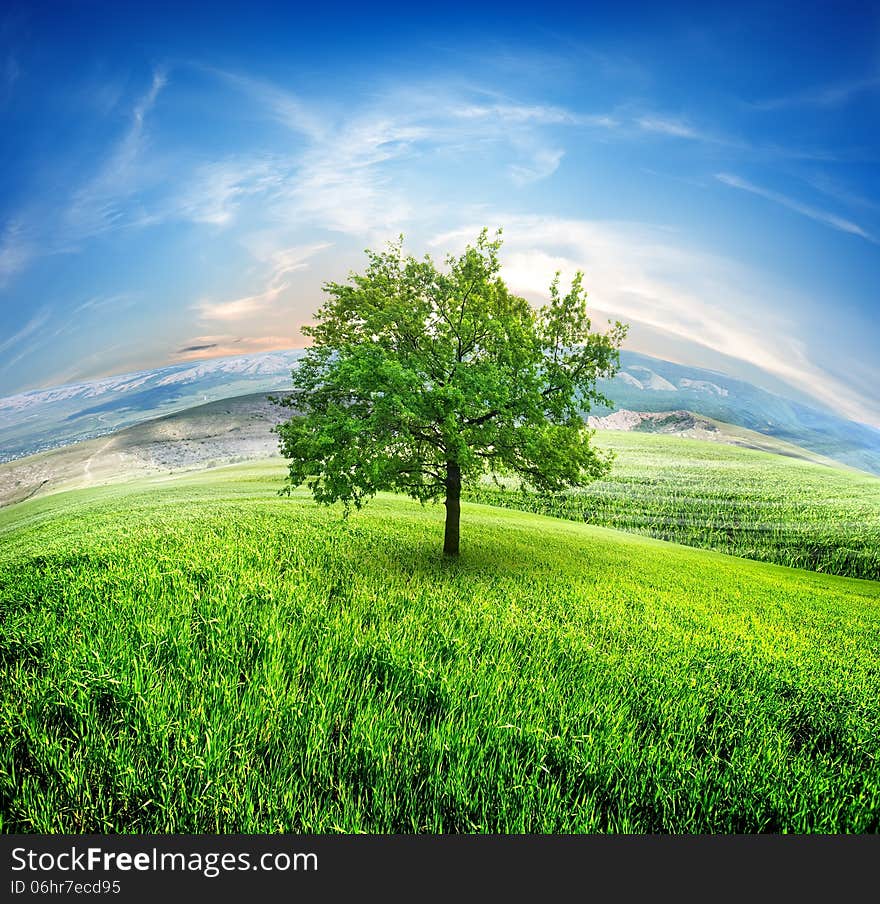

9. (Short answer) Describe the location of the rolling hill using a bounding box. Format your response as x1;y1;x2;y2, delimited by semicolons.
2;390;878;581
0;350;304;463
0;393;287;508
1;464;878;832
470;431;880;581
0;390;847;509
3;348;879;475
595;352;880;475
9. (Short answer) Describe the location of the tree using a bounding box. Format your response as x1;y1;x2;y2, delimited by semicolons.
274;229;627;556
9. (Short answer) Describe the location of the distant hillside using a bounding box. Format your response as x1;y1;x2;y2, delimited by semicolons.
586;409;848;468
2;346;879;475
595;352;880;475
0;350;304;463
0;393;286;508
0;392;857;509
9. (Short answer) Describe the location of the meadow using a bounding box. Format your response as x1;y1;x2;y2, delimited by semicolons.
467;432;880;581
1;461;879;833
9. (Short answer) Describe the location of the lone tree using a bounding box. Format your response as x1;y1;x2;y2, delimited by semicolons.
275;229;627;556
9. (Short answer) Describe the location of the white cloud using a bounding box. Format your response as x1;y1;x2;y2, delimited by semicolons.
634;114;750;151
72;293;136;315
716;172;877;243
508;147;565;185
0;308;58;375
280;116;426;237
66;68;168;236
636;115;705;140
454;103;617;128
751;75;880;110
444;101;615;189
0;220;33;285
173;158;287;226
202;67;326;139
0;70;618;286
0;70;173;284
5;64;874;422
802;173;880;213
196;242;330;322
430;215;878;425
215;72;610;236
634;113;841;163
0;308;50;358
197;283;289;321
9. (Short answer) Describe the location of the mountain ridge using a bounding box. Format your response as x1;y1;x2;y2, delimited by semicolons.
0;393;862;509
1;347;878;475
594;351;880;474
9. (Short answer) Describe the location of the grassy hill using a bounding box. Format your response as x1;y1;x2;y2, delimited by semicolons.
5;347;879;474
0;393;286;508
469;431;880;581
0;351;303;463
3;392;878;582
588;408;852;466
596;350;880;475
1;391;840;510
1;462;879;833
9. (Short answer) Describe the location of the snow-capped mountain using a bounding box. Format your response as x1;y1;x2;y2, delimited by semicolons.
2;347;879;475
0;352;304;417
0;350;305;461
595;352;880;474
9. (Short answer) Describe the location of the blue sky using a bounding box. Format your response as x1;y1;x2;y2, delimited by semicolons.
1;1;878;424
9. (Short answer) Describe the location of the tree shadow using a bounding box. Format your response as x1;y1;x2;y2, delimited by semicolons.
345;515;562;585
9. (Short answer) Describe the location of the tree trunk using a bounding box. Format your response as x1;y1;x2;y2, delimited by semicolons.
443;460;461;556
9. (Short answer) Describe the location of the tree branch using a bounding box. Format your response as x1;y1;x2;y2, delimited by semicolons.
463;408;501;427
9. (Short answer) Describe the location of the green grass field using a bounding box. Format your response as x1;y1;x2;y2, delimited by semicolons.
1;461;879;833
467;432;880;581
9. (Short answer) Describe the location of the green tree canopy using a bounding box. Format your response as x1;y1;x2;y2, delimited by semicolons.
275;229;627;555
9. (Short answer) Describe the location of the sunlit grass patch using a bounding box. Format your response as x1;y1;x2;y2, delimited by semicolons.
1;464;878;833
468;432;880;580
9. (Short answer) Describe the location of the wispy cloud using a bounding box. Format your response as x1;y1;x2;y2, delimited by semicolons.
72;293;136;315
172;334;301;361
449;100;617;188
637;115;710;141
454;102;617;129
216;72;613;234
2;68;597;292
3;60;875;414
450;101;616;187
0;307;73;375
751;75;880;111
716;172;877;243
20;64;811;294
67;67;168;236
430;215;879;425
0;220;33;286
196;242;330;322
197;282;289;322
208;73;437;236
0;70;171;287
0;308;50;359
284;116;428;237
202;67;326;139
634;112;849;163
509;147;565;185
801;172;880;213
172;158;287;226
0;295;137;375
